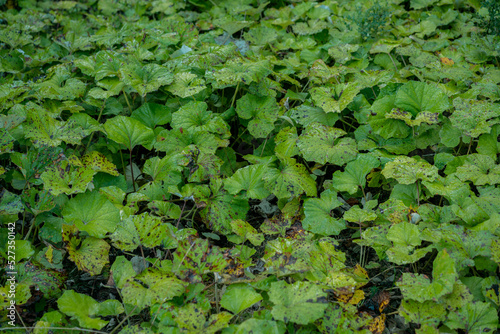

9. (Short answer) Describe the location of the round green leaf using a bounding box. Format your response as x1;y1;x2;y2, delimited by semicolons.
303;189;345;235
221;284;263;314
104;115;154;150
63;190;120;238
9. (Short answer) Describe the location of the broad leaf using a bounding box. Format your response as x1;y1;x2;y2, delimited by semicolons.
63;190;120;238
331;154;380;194
221;284;263;314
297;123;358;165
269;281;328;325
57;290;122;330
263;158;317;199
63;227;110;276
131;103;172;128
382;156;438;184
302;189;345;235
104;116;154;150
120;63;173;96
224;164;271;200
236;93;279;138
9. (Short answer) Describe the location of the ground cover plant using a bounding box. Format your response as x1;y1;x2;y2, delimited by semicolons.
0;0;499;332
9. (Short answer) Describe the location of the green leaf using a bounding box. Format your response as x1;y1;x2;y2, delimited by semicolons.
397;249;457;303
221;284;263;314
344;206;377;224
310;83;361;113
57;290;112;330
63;225;110;276
236;93;279;138
172;238;227;282
35;67;86;100
399;300;446;328
120;63;173;97
235;319;280;334
387;221;421;247
224;164;271;200
180;146;224;183
297;123;358;166
411;0;438;10
477;125;500;159
230;219;264;246
110;213;170;251
155;128;222;155
369;94;411;139
0;189;23;215
331;154;380;194
104;116;155;150
200;189;250;235
395;81;450;117
21;188;55;217
82;151;119;176
172;101;230;139
16;262;65;298
382;156;438;184
131;103;172;128
445;301;499;333
274;126;300;159
24;102;87;147
263;158;317;199
449;98;500;138
269;280;328;325
63;190;120;238
167;72;206;98
302;189;345;235
436;224;493;272
454;154;500;185
41;159;96;196
121;268;187;309
206;59;271;89
289;105;339;127
142;155;183;185
385;221;433;265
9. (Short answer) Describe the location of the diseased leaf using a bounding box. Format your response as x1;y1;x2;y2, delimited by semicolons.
269;281;328;325
310;83;361;113
382;156;438;184
262;158;317;199
450;98;500;138
120;63;173;96
63;225;110;276
297;123;358;166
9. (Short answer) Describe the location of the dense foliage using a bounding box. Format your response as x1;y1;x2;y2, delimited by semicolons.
1;0;499;333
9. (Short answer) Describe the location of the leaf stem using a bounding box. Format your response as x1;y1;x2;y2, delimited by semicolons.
416;180;420;207
230;81;240;108
466;138;473;155
109;306;138;334
122;89;132;113
230;127;248;148
84;100;106;155
129;148;136;192
119;150;126;179
387;52;398;71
